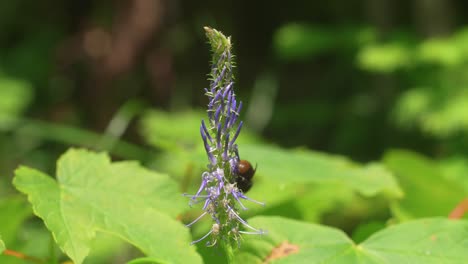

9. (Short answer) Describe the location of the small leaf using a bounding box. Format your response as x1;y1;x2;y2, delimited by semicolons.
14;148;202;264
237;216;468;263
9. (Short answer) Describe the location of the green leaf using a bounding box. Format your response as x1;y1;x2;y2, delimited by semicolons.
140;110;205;151
13;148;202;264
0;237;4;254
240;180;380;226
0;197;32;245
242;144;403;198
140;109;258;153
439;157;468;193
0;76;33;129
273;24;337;60
126;257;162;264
357;42;412;72
419;38;463;66
273;24;375;61
383;150;466;220
0;197;34;264
351;221;386;244
236;216;468;263
0;222;54;264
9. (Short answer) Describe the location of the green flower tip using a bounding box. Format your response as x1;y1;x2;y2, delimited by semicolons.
204;26;232;54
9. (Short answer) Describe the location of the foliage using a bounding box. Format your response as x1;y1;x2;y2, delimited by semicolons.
357;28;468;139
14;149;201;264
0;75;32;130
1;3;468;263
235;216;468;263
383;150;467;221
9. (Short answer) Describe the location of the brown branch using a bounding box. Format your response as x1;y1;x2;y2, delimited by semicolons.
448;198;468;219
3;249;45;263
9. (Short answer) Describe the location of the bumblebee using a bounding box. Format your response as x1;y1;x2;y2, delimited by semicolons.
234;160;256;192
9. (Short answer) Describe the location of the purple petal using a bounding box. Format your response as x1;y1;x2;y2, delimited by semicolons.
201;120;212;143
214;104;222;125
223;82;233;98
229;121;243;147
222;134;230;161
216;122;222;150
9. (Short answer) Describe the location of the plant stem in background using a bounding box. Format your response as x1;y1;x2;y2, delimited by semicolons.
449;198;468;219
3;249;45;264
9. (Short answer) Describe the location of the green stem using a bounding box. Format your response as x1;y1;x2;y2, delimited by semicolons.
223;243;235;263
48;233;58;264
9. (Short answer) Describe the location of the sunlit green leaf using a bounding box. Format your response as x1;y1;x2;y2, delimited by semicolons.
243;180;379;226
13;148;202;264
419;38;463;66
140;110;204;151
236;216;468;263
242;144;403;198
357;43;412;72
393;86;468;137
384;150;466;220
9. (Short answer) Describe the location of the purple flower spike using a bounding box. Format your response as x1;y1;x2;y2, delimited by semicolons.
185;27;265;249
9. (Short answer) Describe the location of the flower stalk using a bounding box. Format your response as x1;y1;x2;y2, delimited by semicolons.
184;27;265;257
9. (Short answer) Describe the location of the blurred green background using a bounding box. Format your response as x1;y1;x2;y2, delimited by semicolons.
1;0;468;263
3;0;468;168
